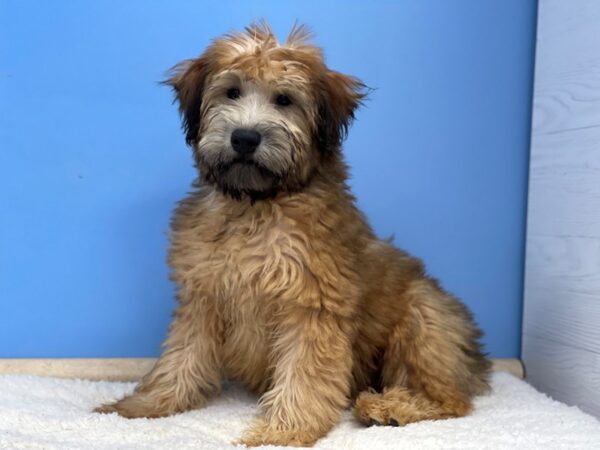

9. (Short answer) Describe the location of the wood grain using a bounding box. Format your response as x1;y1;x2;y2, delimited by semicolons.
522;335;600;417
528;126;600;238
532;0;600;134
525;236;600;296
523;0;600;418
524;285;600;352
0;358;524;381
0;358;157;382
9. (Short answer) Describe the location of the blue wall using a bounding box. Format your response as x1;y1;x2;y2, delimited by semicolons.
0;1;537;358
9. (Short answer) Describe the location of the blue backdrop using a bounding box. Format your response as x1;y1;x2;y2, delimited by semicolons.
0;1;537;358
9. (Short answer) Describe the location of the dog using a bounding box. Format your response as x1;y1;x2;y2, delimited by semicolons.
95;22;491;447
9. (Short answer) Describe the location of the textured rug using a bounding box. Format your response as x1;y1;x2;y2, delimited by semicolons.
0;372;599;449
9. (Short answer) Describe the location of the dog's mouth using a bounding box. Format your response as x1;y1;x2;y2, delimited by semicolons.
207;157;279;198
230;158;260;168
223;157;276;177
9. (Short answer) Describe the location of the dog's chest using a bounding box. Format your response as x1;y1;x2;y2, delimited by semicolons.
172;193;317;386
206;206;299;305
201;205;303;387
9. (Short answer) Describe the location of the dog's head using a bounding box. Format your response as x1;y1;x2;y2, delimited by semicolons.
165;22;366;200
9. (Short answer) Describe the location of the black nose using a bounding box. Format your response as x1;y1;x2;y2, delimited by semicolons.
231;129;261;155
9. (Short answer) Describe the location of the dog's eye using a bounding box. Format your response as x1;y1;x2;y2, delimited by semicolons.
226;88;241;100
276;94;292;107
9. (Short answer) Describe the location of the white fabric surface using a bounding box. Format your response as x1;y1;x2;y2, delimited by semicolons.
0;372;599;449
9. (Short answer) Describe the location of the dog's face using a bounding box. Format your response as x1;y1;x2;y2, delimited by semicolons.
165;23;365;200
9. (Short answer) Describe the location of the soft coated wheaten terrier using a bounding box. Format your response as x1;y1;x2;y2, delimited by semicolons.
95;22;491;447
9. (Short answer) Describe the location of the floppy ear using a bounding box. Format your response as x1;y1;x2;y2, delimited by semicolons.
164;56;212;146
317;70;366;153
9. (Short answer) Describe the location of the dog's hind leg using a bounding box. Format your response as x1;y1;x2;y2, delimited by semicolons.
353;279;491;426
94;295;222;418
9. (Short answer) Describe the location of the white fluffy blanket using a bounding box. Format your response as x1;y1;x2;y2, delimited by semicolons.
1;372;598;449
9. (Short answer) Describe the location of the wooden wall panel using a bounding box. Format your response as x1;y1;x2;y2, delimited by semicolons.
522;0;600;417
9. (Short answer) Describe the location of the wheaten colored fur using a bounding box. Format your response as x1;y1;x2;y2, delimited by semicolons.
95;22;491;447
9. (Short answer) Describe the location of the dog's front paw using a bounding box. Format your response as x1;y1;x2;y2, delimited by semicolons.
93;402;120;415
238;418;323;447
93;394;173;419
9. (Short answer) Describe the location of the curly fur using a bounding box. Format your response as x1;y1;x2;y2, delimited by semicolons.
95;22;491;447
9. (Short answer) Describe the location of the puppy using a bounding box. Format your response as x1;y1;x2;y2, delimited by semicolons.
95;22;491;447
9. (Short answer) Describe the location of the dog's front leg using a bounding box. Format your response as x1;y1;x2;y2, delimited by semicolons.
240;307;354;447
94;294;222;418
